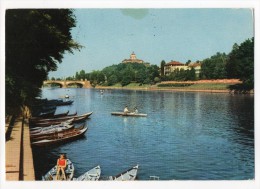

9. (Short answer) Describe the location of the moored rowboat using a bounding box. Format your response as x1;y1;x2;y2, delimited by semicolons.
31;125;88;146
42;159;74;181
111;112;147;117
30;110;71;121
30;112;92;123
30;112;93;127
30;124;76;140
74;165;101;181
109;165;139;181
30;119;74;133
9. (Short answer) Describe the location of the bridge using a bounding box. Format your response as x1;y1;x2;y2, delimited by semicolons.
43;80;91;88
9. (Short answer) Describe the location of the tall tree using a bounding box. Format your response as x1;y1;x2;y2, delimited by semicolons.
6;9;81;113
160;60;166;76
226;38;254;89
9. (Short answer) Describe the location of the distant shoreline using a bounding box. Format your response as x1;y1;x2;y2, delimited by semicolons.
94;79;254;94
95;86;232;93
95;86;235;93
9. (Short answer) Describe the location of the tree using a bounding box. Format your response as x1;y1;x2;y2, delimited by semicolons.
200;52;227;79
186;68;196;81
226;38;254;89
107;75;118;86
185;60;191;65
160;60;166;76
6;9;81;114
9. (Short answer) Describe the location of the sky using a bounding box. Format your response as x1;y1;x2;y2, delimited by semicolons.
48;8;254;78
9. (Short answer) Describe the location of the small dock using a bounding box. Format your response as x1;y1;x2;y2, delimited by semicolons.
5;115;35;180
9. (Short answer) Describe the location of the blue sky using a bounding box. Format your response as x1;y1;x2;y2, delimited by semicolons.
49;9;254;78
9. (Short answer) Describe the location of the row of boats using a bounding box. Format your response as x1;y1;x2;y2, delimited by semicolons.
42;160;139;181
29;112;92;146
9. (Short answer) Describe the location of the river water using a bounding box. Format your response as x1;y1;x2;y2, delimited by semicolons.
32;88;254;180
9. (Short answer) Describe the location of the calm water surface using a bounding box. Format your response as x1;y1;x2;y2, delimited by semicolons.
33;88;254;180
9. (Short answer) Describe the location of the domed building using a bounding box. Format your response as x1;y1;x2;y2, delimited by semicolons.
122;52;145;64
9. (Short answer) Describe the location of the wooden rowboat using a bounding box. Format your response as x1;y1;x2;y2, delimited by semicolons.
30;112;92;123
74;165;101;181
30;119;74;133
42;159;74;181
111;112;147;117
30;110;71;121
31;125;88;146
30;112;93;127
30;124;76;140
109;165;139;181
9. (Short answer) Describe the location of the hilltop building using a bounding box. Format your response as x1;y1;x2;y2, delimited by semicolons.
122;52;145;64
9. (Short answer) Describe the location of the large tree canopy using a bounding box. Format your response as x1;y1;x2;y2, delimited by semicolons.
6;9;81;114
226;38;254;89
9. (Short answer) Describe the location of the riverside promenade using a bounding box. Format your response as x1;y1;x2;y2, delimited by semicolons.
5;113;35;181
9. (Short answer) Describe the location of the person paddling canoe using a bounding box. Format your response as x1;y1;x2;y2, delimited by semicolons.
124;106;129;114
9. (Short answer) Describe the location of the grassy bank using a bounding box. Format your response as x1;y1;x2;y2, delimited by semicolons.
158;83;231;90
96;82;235;93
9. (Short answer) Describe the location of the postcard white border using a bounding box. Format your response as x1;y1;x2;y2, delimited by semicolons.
0;1;259;189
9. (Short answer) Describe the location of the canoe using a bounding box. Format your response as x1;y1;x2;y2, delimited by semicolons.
30;110;70;121
31;125;88;146
30;112;93;127
31;106;57;117
30;124;75;140
30;112;92;123
109;165;139;181
30;119;74;133
55;100;74;106
111;112;147;117
37;109;56;118
74;165;101;181
42;159;74;181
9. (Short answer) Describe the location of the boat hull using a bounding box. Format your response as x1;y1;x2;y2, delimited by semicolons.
111;112;147;117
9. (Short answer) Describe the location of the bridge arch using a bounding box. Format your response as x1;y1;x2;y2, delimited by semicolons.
43;80;91;88
66;81;84;88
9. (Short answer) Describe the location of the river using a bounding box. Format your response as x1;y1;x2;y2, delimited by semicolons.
32;88;254;180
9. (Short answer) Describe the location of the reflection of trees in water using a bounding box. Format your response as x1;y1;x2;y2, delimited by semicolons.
228;95;254;146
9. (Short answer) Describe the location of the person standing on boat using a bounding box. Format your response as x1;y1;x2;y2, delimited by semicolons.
124;106;129;113
56;154;67;180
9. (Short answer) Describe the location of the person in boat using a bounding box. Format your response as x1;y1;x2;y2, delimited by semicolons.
124;106;129;114
56;154;67;180
133;107;138;114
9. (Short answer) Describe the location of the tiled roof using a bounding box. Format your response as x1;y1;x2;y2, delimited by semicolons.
166;61;185;66
188;63;201;67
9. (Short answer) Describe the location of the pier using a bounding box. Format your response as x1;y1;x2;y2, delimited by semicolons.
5;115;35;181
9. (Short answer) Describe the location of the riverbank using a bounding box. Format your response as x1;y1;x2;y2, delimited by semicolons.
5;109;35;181
95;79;253;94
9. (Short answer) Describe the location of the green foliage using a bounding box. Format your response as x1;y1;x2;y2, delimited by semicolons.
200;52;227;79
160;60;166;76
226;38;254;90
154;77;161;83
6;9;80;114
74;63;160;86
